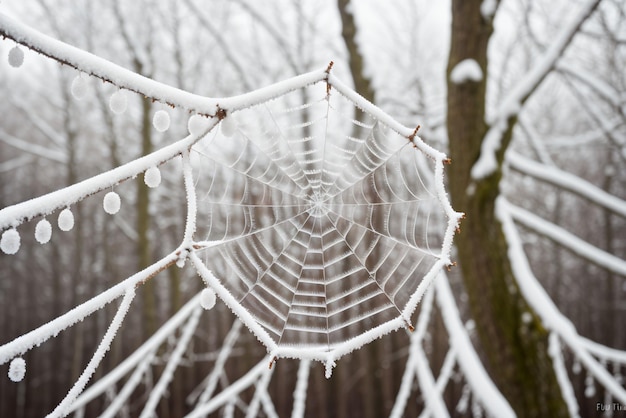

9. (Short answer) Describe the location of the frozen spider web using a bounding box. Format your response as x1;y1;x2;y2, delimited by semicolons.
189;82;460;367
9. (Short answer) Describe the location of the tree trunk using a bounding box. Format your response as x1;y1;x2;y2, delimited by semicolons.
446;1;568;416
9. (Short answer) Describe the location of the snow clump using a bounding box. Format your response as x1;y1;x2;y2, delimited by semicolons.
103;191;121;215
71;75;88;100
450;59;483;84
1;229;20;254
8;357;26;382
220;114;238;137
58;208;75;231
35;219;52;244
188;114;210;136
144;166;161;188
200;288;217;310
109;90;128;114
8;46;24;68
152;110;170;132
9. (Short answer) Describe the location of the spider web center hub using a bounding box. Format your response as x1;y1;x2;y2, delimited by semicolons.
308;191;330;218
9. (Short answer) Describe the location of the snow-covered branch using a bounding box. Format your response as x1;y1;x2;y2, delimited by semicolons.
471;0;601;179
506;151;626;218
503;200;626;276
497;197;626;405
0;12;329;117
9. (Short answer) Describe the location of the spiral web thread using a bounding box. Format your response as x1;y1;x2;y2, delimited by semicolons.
191;83;454;363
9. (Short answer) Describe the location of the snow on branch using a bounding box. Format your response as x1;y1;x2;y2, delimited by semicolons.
497;197;626;405
504;200;626;276
69;293;200;413
471;0;601;180
0;132;204;231
507;151;626;218
435;274;516;418
0;251;179;365
0;12;329;117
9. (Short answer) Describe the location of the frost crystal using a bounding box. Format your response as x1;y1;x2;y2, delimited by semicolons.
144;166;161;188
35;219;52;244
103;192;121;215
58;208;75;231
200;288;217;310
71;75;88;100
8;357;26;382
8;46;24;68
152;110;170;132
220;114;237;137
1;229;20;254
187;114;210;136
109;90;128;114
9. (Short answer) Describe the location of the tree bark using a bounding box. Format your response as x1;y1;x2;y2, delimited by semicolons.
446;1;568;416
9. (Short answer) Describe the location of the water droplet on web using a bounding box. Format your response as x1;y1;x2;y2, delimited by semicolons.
1;228;20;254
35;219;52;244
8;357;26;382
109;90;128;114
200;288;217;310
8;46;24;68
71;75;88;100
188;114;210;136
103;191;121;214
58;208;75;232
144;166;161;188
153;110;170;132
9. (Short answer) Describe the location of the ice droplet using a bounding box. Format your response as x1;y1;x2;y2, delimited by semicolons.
103;192;121;215
71;75;88;100
1;229;20;255
109;90;128;114
35;219;52;244
200;288;217;310
188;114;210;136
152;110;170;132
220;114;237;137
8;357;26;382
8;46;24;68
58;208;75;232
144;166;161;188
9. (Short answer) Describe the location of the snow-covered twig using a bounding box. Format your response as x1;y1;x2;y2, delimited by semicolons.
504;200;626;276
435;274;516;418
471;0;601;179
0;251;179;365
497;196;626;405
506;151;626;218
46;288;136;418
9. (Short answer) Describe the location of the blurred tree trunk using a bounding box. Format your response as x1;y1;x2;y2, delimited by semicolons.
446;1;568;416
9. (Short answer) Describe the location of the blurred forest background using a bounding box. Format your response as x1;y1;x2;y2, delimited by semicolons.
0;0;625;417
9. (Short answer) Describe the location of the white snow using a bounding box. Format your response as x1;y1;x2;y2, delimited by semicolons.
35;219;52;244
450;59;483;84
152;110;170;132
497;197;626;405
143;166;161;188
507;151;626;218
1;228;20;254
58;208;75;232
7;45;24;68
480;0;497;19
71;75;88;100
200;288;217;310
471;0;601;180
220;114;238;137
103;192;121;215
109;90;128;115
8;357;26;382
188;114;211;136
